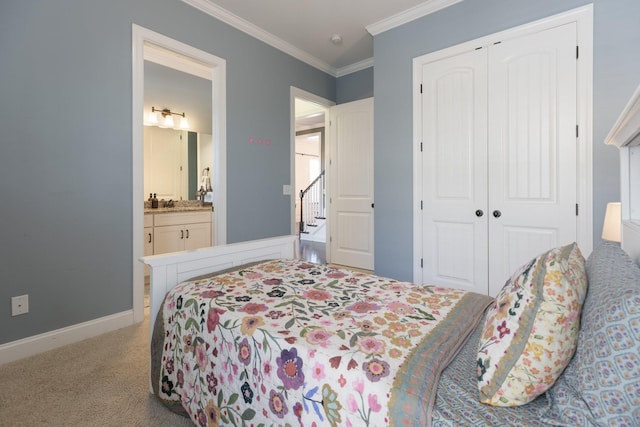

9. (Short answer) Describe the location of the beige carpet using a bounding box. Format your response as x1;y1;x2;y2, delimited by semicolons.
0;307;193;427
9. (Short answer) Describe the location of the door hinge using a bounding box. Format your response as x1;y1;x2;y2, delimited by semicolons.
420;142;423;152
576;45;579;59
576;125;579;138
420;258;423;268
420;84;423;94
420;200;423;210
330;236;332;243
576;204;579;216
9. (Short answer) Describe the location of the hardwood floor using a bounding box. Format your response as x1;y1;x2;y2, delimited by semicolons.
297;239;326;264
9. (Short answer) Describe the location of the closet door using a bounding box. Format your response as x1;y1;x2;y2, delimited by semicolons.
420;22;578;296
487;23;577;296
420;49;489;295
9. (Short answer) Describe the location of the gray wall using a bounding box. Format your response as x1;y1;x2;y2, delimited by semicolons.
0;0;334;344
336;66;374;104
373;0;640;280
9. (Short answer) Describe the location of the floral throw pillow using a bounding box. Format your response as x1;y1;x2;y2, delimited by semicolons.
477;242;587;406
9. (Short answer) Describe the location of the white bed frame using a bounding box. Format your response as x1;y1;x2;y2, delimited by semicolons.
141;235;297;336
605;82;640;264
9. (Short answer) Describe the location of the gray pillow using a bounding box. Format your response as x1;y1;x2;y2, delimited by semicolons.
542;242;640;426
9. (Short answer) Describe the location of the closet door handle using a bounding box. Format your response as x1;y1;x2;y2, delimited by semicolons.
475;209;484;217
186;229;189;239
493;210;502;218
147;233;152;243
181;230;184;239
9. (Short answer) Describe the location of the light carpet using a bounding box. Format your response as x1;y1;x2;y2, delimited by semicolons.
0;308;193;427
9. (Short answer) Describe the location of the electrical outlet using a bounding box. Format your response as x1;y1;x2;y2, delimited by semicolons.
11;295;29;316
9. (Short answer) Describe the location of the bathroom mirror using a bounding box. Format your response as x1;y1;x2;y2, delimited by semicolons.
143;55;212;202
144;127;212;201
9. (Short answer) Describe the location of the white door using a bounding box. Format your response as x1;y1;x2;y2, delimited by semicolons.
328;98;374;270
487;23;577;295
421;23;577;296
421;49;489;295
144;127;187;201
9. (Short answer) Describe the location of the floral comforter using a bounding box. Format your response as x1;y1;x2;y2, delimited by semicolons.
151;259;492;426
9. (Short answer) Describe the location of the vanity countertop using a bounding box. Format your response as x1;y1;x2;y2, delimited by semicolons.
144;201;212;214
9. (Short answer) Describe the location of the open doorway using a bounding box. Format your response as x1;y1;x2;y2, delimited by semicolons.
290;88;333;264
295;100;325;242
132;25;227;323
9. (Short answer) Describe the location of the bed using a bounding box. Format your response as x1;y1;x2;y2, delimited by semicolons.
143;236;640;426
142;80;640;425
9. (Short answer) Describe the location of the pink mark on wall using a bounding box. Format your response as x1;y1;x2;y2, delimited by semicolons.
248;136;272;147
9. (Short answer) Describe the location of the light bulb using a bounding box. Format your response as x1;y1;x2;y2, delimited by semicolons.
179;116;189;130
146;111;158;126
164;114;174;128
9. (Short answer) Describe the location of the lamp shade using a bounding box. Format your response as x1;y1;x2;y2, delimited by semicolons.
147;111;158;125
602;202;621;242
179;116;189;130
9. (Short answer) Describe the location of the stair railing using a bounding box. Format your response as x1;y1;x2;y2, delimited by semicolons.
299;170;325;234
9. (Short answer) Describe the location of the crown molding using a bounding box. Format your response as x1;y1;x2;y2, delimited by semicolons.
336;57;374;78
366;0;463;36
181;0;337;76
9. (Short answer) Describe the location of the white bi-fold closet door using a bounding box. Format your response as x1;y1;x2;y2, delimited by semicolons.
419;22;578;296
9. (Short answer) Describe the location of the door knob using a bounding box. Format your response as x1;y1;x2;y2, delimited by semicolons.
475;209;484;217
493;210;502;218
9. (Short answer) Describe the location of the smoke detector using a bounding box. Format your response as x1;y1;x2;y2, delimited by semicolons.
330;34;343;45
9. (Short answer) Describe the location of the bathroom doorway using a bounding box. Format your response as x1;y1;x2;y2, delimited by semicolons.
132;25;227;323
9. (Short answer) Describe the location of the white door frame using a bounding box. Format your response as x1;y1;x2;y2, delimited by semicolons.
289;87;334;239
132;25;227;323
412;5;593;283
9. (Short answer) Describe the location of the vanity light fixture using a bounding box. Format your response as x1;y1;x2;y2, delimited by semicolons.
150;106;189;130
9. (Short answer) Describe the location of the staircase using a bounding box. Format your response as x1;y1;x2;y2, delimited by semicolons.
299;170;326;243
300;216;326;242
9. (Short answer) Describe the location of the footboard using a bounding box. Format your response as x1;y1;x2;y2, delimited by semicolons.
141;235;297;336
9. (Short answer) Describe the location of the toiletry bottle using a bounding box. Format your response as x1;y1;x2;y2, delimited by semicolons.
152;193;158;209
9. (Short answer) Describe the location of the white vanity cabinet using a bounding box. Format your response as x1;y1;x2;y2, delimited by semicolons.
152;211;212;254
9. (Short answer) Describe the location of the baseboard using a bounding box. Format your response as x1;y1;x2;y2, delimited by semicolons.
0;310;135;365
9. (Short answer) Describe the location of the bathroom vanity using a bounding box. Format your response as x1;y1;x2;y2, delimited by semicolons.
143;204;213;275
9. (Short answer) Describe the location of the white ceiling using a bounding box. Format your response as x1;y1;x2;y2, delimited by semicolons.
182;0;461;76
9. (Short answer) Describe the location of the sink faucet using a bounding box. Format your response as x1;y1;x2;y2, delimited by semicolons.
196;187;205;205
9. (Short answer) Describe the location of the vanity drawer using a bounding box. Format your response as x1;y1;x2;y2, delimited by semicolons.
144;214;154;228
153;211;211;227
